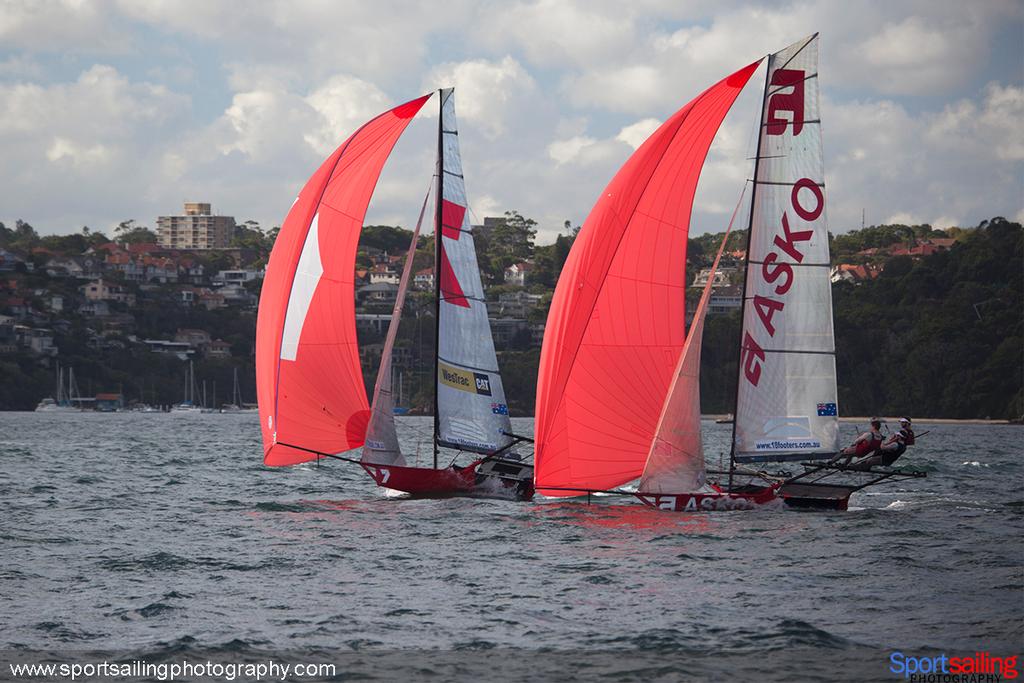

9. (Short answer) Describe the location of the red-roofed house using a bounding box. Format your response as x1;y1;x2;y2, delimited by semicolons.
207;339;232;358
504;262;533;286
414;268;434;290
830;263;880;284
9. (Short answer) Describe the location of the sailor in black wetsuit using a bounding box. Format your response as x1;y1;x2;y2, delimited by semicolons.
878;417;915;466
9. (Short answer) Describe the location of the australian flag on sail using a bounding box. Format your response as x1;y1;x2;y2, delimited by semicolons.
817;402;837;417
491;403;509;416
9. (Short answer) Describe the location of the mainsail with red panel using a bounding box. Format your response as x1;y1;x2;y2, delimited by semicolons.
533;60;761;496
256;95;430;466
360;88;534;500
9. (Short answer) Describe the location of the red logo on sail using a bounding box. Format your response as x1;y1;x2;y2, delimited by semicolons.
766;68;805;136
742;178;823;386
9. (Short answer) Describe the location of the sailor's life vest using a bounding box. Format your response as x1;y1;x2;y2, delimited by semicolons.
854;431;883;456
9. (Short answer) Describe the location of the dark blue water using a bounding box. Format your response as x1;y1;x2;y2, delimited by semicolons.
1;414;1021;681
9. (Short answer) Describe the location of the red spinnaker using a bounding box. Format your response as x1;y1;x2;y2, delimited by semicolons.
256;94;430;466
534;61;760;494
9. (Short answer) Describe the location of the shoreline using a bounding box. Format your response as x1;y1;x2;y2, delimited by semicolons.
8;410;1020;425
701;414;1018;425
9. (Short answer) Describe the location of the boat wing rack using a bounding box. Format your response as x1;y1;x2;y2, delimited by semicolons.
785;460;927;492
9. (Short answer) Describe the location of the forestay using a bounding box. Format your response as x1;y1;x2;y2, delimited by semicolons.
534;61;761;494
256;94;430;466
639;192;744;493
733;34;839;463
361;187;431;466
435;88;513;454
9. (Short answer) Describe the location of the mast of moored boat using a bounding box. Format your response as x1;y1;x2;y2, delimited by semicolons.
431;88;444;470
728;52;773;492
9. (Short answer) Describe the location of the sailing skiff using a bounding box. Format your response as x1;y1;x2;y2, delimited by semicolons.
533;34;925;511
255;89;533;500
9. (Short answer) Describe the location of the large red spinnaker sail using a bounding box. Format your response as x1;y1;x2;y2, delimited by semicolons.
256;94;430;466
534;62;760;494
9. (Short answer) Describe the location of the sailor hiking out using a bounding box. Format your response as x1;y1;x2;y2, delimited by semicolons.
840;419;884;466
878;417;915;466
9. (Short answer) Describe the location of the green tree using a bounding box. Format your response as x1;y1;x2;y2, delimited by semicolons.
114;219;158;245
487;210;536;278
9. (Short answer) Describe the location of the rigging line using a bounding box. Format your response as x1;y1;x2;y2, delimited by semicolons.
729;52;775;484
366;179;433;431
775;32;817;74
641;182;748;483
432;90;444;469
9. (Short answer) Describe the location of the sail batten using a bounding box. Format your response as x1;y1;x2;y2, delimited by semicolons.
434;88;513;454
256;94;431;466
732;34;839;464
534;60;761;495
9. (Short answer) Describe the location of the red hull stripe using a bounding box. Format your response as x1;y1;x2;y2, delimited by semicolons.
360;463;477;494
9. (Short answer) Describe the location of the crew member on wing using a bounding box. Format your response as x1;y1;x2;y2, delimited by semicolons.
877;417;915;466
839;418;884;466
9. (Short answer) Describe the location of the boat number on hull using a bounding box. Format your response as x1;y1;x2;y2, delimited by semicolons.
648;495;756;512
367;467;390;485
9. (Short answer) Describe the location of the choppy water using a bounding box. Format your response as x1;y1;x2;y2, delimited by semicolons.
1;413;1021;681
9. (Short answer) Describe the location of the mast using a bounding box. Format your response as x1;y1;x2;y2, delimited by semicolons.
728;54;773;488
431;88;443;470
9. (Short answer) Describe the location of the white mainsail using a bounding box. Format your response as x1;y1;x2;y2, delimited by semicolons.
435;88;513;454
734;34;839;463
639;193;743;493
361;189;430;466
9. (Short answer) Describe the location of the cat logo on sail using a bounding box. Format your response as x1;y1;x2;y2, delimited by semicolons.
439;362;492;396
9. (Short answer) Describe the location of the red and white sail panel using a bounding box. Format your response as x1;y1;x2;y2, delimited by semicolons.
435;88;513;454
534;61;761;494
639;194;743;493
256;94;430;466
361;188;430;466
734;34;839;462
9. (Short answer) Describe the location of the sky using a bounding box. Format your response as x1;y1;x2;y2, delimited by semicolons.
0;0;1021;244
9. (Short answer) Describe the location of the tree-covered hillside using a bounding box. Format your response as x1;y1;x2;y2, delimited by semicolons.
698;218;1022;419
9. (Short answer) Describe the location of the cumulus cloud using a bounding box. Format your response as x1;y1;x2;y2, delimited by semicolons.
616;118;662;149
303;76;393;155
0;64;190;231
0;0;128;53
424;57;538;138
479;0;637;67
824;84;1024;230
0;1;1020;240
